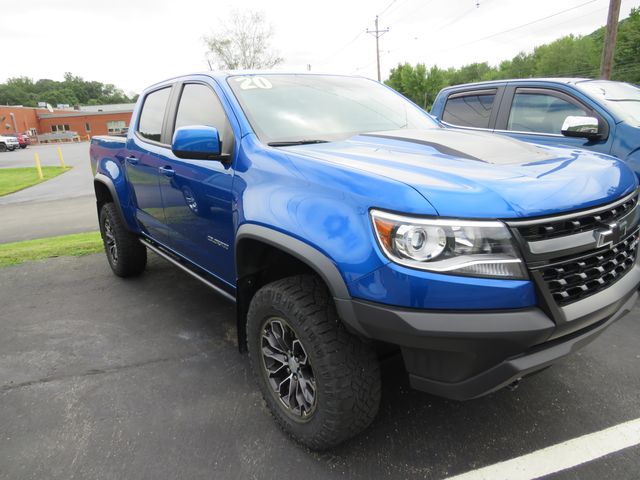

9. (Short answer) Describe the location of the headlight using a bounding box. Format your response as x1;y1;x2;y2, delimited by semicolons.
370;209;527;279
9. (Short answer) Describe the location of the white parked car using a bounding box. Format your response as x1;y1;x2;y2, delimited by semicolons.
0;134;20;152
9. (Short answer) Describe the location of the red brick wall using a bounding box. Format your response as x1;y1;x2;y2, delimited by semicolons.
0;106;132;137
38;112;133;137
0;106;46;134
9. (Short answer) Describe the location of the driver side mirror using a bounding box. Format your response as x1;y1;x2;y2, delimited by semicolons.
561;116;602;140
172;125;228;161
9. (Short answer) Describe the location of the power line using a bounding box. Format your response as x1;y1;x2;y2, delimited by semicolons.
316;30;366;66
381;0;412;21
507;4;609;43
386;0;435;26
378;0;398;16
429;0;600;56
315;0;400;68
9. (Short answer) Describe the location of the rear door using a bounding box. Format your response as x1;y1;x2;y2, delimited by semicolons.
439;86;505;132
156;80;237;284
125;85;174;243
495;85;612;153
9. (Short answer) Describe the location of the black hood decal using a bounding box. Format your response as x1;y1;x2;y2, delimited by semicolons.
363;133;484;162
361;128;557;165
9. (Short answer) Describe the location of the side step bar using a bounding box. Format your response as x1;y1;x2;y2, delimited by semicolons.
140;238;236;303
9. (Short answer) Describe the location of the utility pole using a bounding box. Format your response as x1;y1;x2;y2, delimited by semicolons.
367;16;389;82
600;0;622;79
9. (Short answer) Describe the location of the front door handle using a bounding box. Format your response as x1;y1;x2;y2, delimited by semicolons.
159;166;175;177
125;156;139;165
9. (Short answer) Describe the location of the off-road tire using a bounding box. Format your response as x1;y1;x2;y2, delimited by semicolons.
0;143;7;152
99;202;147;277
247;274;381;450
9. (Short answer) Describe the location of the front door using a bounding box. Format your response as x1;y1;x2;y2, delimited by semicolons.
498;87;611;154
157;81;236;284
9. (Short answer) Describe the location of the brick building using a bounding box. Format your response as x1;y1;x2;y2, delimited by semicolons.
0;104;134;138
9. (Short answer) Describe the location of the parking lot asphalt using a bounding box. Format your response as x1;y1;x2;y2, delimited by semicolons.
1;253;639;479
0;143;97;242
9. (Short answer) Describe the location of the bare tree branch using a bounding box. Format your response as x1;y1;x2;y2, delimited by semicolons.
203;10;284;70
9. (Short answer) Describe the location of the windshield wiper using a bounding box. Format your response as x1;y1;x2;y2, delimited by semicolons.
267;139;330;147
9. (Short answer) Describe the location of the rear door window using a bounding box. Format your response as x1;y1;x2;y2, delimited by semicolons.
442;90;496;129
507;89;588;134
137;87;171;142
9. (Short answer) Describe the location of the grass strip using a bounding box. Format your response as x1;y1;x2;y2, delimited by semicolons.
0;166;72;196
0;231;103;268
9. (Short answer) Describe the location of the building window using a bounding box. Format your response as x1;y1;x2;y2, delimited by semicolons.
85;122;91;132
107;120;127;134
29;128;37;136
51;124;71;132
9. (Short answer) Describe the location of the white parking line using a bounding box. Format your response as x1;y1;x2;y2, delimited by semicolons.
445;418;640;480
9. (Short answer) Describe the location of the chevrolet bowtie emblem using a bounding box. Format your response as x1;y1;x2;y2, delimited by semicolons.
594;221;627;248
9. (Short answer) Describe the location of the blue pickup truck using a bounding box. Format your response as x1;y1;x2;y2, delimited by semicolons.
430;78;640;172
90;73;640;449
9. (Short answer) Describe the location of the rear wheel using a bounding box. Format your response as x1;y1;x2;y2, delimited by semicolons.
247;275;381;450
99;202;147;277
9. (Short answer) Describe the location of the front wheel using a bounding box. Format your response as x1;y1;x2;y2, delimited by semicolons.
99;202;147;277
247;275;381;450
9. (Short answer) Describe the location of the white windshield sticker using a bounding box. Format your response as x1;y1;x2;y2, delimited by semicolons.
235;76;272;90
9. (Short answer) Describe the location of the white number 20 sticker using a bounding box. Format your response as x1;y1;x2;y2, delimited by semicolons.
235;76;273;90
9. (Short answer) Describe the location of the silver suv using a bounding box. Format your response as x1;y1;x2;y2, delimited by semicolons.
0;134;20;152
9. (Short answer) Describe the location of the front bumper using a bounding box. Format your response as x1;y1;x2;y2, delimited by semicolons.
336;264;639;401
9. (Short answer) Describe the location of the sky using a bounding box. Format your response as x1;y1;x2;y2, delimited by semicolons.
1;0;639;95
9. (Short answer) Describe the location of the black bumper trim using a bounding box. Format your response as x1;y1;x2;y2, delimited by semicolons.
409;290;637;400
337;271;638;400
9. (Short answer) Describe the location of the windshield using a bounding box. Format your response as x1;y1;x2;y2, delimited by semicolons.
227;74;438;144
577;80;640;126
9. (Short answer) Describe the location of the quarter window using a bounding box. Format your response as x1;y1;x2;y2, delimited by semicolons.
138;87;171;142
507;91;588;134
442;91;496;128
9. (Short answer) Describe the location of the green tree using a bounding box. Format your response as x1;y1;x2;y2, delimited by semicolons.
0;74;136;107
385;8;640;109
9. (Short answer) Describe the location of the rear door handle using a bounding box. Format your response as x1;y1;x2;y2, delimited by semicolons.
125;156;139;165
159;166;175;177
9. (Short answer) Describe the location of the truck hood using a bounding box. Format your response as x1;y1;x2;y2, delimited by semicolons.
287;128;638;218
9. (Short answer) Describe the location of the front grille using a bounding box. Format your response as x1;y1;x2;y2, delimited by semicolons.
540;229;639;306
517;195;637;242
